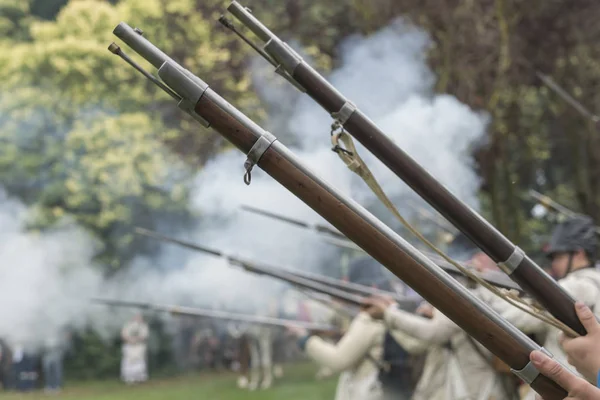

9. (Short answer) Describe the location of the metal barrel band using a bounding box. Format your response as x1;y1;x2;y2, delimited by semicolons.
331;101;357;125
157;61;211;127
510;347;553;384
264;39;303;74
498;246;525;275
243;131;277;185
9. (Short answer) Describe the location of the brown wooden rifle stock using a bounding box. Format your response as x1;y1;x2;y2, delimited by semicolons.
222;2;584;338
109;22;567;398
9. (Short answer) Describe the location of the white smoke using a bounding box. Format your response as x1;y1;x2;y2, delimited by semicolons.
122;18;489;319
0;188;104;348
0;18;489;346
286;19;488;210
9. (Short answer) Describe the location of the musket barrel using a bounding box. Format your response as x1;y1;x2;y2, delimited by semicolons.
226;5;584;337
114;23;210;97
93;298;338;331
112;26;567;398
113;23;170;69
136;225;429;304
136;226;412;302
227;1;274;42
529;190;579;219
191;91;564;398
234;259;367;306
133;228;371;307
240;204;523;292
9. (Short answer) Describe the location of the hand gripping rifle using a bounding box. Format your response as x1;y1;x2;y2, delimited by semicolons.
220;2;585;339
109;23;566;398
91;297;339;332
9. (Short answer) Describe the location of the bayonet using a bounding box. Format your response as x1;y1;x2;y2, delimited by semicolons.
239;205;522;292
92;297;339;332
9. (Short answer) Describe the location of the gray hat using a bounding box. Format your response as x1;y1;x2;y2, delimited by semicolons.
545;215;597;260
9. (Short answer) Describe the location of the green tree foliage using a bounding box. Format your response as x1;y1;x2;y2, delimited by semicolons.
0;0;261;268
0;0;33;39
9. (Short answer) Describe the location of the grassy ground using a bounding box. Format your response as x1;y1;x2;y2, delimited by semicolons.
0;363;337;400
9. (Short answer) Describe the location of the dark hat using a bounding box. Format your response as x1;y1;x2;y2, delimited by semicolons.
545;215;597;260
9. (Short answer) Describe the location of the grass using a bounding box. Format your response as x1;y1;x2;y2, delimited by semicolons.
0;363;337;400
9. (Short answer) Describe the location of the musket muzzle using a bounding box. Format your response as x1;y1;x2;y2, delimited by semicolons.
227;1;274;43
113;22;171;69
112;22;211;127
227;1;302;74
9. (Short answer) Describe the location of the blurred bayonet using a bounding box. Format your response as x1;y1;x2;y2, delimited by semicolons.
528;189;580;220
535;70;600;127
529;189;600;235
91;297;338;332
240;204;346;239
133;227;416;308
239;205;522;292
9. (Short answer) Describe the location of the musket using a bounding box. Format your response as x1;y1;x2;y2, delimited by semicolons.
529;190;600;237
240;204;346;239
240;204;523;292
133;227;415;309
529;189;581;220
529;189;579;220
91;297;339;332
534;70;600;128
221;3;584;338
109;23;566;397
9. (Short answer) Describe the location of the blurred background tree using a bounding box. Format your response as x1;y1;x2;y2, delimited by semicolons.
2;0;600;269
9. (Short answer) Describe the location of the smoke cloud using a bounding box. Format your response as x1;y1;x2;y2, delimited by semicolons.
122;17;489;319
0;188;103;347
0;18;488;346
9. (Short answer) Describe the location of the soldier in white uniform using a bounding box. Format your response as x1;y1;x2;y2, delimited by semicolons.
289;300;428;400
289;310;387;400
502;215;600;398
120;313;149;384
365;288;515;400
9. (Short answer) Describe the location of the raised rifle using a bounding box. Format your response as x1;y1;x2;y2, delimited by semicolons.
91;297;339;332
529;189;580;220
533;70;600;129
133;227;415;309
109;23;566;397
529;190;600;238
240;205;523;292
220;2;584;338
